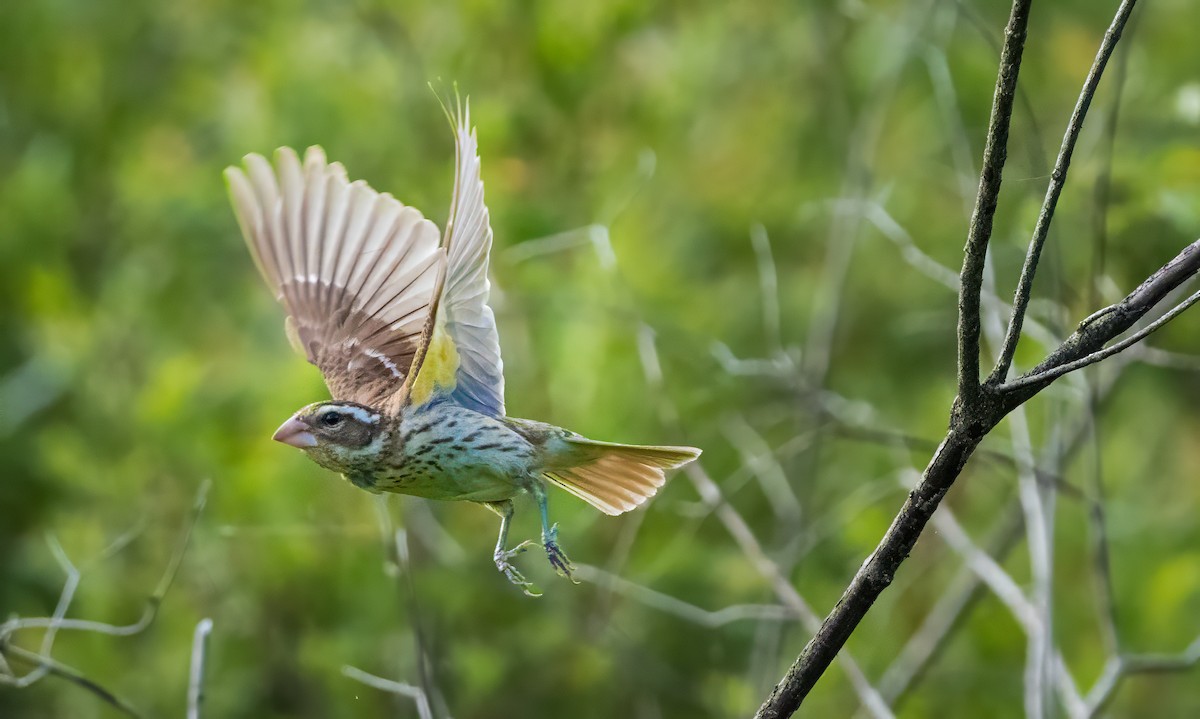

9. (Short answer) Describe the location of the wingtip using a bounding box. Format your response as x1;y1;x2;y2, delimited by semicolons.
222;165;244;187
244;152;276;190
275;147;303;196
303;145;328;170
240;150;267;168
236;147;323;173
224;166;256;214
428;80;475;138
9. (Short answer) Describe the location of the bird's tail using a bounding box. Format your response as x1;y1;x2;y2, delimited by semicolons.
543;437;701;516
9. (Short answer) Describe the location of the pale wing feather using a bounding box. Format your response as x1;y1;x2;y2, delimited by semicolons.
543;440;701;516
226;147;445;406
434;99;506;416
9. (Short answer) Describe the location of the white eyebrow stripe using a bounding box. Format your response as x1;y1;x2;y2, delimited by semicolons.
337;405;381;425
363;347;404;380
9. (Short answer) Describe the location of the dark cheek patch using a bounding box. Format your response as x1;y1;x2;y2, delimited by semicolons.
344;421;375;448
314;420;375;448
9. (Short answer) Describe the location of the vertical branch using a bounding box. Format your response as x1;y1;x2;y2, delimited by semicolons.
371;498;442;717
187;618;213;719
1083;12;1137;658
989;0;1139;383
956;0;1033;405
755;5;1032;717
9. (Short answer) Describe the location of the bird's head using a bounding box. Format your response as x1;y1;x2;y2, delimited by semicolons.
272;401;385;473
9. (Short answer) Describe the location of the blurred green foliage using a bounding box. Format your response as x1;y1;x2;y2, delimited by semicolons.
3;0;1200;717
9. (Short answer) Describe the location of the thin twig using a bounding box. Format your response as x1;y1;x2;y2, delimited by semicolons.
0;480;210;644
824;197;1061;350
372;499;442;718
1085;633;1200;715
342;665;434;719
684;463;896;719
20;535;81;687
756;229;1200;716
990;0;1139;383
638;325;894;718
1083;6;1138;660
750;224;784;357
573;564;796;628
999;239;1200;404
0;643;142;718
0;480;209;719
999;286;1200;392
954;0;1051;176
187;618;213;719
759;242;1200;716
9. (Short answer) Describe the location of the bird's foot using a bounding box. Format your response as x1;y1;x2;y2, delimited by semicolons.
495;540;540;597
542;524;578;583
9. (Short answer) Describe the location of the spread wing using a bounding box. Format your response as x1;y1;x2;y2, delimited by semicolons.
408;99;506;417
226;147;446;407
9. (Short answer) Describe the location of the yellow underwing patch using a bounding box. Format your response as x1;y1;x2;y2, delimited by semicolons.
410;322;460;407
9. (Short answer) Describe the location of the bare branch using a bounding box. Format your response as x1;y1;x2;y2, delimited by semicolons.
0;643;141;718
756;225;1200;715
753;3;1194;709
371;500;443;717
342;665;434;719
0;479;209;643
1000;239;1200;401
750;224;784;356
954;0;1032;405
187;618;213;719
0;479;209;716
20;535;81;686
990;0;1139;382
825;197;1061;350
684;463;896;719
877;504;1023;706
1085;634;1200;716
998;286;1200;392
870;351;1123;711
638;320;894;717
753;429;979;719
573;564;796;628
722;414;803;523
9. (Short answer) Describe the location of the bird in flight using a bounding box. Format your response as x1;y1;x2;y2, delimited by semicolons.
225;100;700;594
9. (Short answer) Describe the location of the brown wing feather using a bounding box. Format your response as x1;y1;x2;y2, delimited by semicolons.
226;147;446;406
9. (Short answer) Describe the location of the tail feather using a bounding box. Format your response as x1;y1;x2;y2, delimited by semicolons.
544;438;701;516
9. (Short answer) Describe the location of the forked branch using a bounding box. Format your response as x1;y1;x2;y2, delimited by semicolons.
752;1;1194;716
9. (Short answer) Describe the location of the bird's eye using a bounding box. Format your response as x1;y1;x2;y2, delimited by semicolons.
319;411;342;427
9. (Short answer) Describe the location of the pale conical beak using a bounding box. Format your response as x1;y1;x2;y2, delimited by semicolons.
272;417;318;448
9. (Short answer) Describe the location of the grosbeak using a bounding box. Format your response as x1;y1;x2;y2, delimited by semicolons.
225;100;700;593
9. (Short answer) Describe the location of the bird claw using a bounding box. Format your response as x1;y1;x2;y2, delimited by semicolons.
495;541;541;597
542;524;578;583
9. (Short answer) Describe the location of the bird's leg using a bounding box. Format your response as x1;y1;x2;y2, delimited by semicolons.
482;500;537;596
529;479;577;582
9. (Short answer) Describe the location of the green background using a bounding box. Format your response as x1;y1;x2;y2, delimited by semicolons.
3;0;1200;716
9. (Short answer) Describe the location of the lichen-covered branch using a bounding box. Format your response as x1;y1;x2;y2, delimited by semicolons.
751;1;1200;716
